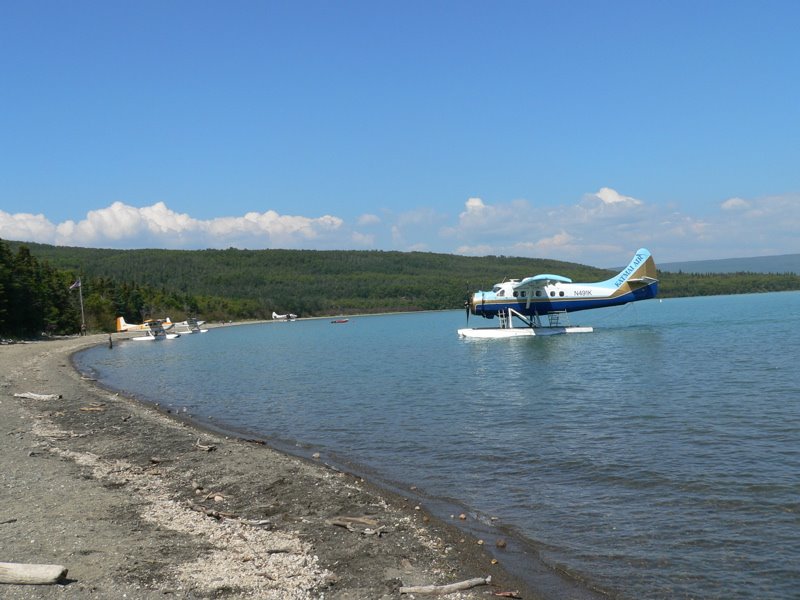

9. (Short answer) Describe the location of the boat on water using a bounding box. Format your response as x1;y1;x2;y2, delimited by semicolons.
330;319;349;324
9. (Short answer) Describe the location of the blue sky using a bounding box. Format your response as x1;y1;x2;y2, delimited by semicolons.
2;1;799;267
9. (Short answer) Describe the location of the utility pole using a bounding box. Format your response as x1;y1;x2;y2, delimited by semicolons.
70;278;86;334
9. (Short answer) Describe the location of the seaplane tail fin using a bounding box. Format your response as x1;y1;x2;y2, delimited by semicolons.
605;248;658;289
116;316;129;332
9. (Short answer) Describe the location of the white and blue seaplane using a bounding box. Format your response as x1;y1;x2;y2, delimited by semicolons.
458;248;658;339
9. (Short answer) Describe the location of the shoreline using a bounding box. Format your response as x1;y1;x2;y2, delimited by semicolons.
2;333;544;599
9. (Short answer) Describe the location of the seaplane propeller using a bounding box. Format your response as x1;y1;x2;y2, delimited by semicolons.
464;284;473;324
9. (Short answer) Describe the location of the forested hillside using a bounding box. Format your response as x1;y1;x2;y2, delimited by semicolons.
4;239;800;338
658;253;800;274
10;242;611;316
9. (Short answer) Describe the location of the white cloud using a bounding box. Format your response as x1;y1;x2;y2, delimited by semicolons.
357;213;381;226
0;210;57;241
4;189;800;266
445;189;800;265
591;187;643;206
2;201;345;250
721;197;749;210
351;231;375;246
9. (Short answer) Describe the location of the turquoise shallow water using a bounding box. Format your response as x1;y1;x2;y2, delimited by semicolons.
75;292;800;599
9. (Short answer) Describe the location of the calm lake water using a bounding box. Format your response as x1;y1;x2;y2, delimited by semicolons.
75;292;800;599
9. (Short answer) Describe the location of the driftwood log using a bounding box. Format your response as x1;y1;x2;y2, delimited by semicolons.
399;575;491;595
0;562;68;585
12;392;62;401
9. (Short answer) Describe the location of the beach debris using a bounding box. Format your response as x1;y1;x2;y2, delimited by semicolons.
12;392;62;401
492;591;522;599
185;501;273;529
326;516;385;536
80;402;106;412
399;575;491;595
187;500;237;521
194;438;216;452
0;562;68;585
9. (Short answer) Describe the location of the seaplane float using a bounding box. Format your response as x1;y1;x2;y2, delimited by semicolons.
458;248;658;339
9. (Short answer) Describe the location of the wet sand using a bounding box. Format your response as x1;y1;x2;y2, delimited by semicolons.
1;333;546;599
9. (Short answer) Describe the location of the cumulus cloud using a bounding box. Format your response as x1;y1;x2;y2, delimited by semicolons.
444;189;800;265
2;201;345;250
721;197;749;210
4;189;800;266
590;187;643;206
0;210;57;242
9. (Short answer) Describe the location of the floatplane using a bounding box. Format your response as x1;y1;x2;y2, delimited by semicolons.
272;311;298;321
116;316;180;341
458;248;658;339
116;316;175;333
173;317;208;334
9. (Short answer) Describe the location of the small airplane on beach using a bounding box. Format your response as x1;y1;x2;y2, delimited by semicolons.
131;320;181;341
459;248;659;338
272;311;298;321
116;316;175;333
173;318;208;334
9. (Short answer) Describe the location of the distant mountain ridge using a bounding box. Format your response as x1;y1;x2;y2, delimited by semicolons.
658;253;800;274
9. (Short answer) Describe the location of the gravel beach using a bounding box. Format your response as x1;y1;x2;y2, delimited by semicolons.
1;333;542;599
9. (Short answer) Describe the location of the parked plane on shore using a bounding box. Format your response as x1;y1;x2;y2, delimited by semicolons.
173;318;208;334
459;248;659;338
132;320;180;341
272;311;298;321
116;316;175;333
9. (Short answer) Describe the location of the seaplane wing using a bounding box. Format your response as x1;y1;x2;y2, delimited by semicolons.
116;316;174;332
460;248;658;338
513;274;573;289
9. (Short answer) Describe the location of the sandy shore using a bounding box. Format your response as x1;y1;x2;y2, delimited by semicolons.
1;333;543;599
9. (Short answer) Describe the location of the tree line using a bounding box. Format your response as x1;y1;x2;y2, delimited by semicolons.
3;238;800;338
